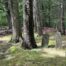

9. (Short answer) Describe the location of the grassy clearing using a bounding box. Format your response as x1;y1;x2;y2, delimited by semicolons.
0;34;66;66
0;46;66;66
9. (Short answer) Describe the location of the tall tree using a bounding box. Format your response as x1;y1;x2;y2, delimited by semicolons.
33;0;37;32
22;0;37;49
5;0;12;29
33;0;43;35
8;0;22;42
60;0;65;34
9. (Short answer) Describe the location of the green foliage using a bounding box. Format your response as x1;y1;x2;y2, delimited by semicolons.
18;0;23;26
0;0;23;26
39;0;66;28
0;0;66;28
0;1;8;26
8;46;19;54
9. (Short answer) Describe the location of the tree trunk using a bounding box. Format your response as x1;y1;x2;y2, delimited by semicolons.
48;0;51;27
5;0;12;29
8;0;22;42
60;0;65;35
34;0;42;35
33;0;37;32
22;0;37;49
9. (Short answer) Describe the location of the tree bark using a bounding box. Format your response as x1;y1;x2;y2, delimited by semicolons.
5;0;12;29
22;0;37;49
33;0;42;35
8;0;22;42
33;0;37;32
60;0;65;35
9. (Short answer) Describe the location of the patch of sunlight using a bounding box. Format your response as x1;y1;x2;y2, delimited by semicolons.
41;48;66;58
37;42;41;46
41;54;56;58
0;35;11;42
34;33;38;38
49;40;56;45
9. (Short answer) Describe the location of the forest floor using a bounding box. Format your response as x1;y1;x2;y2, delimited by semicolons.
0;34;66;66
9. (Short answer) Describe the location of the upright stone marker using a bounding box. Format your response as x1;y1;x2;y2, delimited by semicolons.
55;31;62;48
41;31;49;47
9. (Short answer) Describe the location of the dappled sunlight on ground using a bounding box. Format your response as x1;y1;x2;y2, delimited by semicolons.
49;40;56;45
31;48;66;58
41;48;66;58
0;34;66;66
0;35;11;43
34;34;66;58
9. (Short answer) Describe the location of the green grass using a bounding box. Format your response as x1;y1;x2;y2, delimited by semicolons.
0;46;66;66
0;34;66;66
49;40;56;46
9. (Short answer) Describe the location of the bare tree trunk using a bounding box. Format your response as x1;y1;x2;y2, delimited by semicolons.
48;0;51;27
8;0;22;42
33;0;37;32
5;0;12;29
60;0;65;34
22;0;37;49
34;0;42;35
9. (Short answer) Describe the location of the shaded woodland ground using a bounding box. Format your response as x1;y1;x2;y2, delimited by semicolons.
0;28;66;66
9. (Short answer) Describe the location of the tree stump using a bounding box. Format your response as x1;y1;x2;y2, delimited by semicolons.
55;31;62;48
41;33;49;47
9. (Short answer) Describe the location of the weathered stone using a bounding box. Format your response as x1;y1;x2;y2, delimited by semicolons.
55;31;62;48
41;34;49;47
